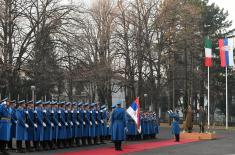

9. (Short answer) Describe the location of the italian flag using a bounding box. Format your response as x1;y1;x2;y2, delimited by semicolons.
204;37;212;67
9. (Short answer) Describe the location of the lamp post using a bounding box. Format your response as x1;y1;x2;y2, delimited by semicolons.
31;85;36;109
144;93;148;111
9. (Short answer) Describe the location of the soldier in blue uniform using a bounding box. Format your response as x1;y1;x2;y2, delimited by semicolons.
82;103;89;145
108;104;116;140
34;100;45;151
64;102;71;147
15;100;27;153
50;101;58;149
111;101;126;151
57;101;66;148
126;114;137;140
99;105;106;143
42;101;52;150
8;100;17;150
75;102;83;146
168;110;180;142
0;98;12;153
88;103;95;145
25;100;35;152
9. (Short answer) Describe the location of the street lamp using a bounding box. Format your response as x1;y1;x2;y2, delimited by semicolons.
144;93;148;111
31;85;36;109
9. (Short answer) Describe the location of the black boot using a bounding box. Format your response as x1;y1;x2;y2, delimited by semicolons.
25;141;31;152
114;141;118;150
1;141;7;153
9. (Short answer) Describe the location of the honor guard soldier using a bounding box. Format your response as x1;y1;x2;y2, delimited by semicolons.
15;100;27;153
111;101;127;151
64;102;71;147
0;98;12;153
82;103;89;145
168;110;180;142
99;105;106;143
126;113;137;141
34;100;45;151
57;101;66;148
88;103;95;145
109;104;116;140
25;100;35;152
8;100;17;150
50;101;58;149
42;101;52;150
71;102;79;146
76;102;83;146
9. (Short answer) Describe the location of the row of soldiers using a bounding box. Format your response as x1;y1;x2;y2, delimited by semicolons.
126;112;159;140
0;98;109;153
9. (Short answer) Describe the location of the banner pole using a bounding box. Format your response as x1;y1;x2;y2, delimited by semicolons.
207;66;210;129
226;66;228;129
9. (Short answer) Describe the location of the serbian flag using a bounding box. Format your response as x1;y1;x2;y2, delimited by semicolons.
126;97;141;133
204;37;212;67
219;38;234;67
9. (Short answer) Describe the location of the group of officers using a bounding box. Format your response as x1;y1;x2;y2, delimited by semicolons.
0;98;109;153
0;97;160;153
126;112;159;141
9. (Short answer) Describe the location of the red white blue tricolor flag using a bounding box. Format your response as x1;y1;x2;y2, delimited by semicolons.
126;97;141;133
218;38;234;67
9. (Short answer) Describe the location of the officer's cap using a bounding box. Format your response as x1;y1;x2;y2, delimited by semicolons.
65;102;71;106
1;97;9;102
112;104;116;108
35;100;42;105
43;101;50;105
18;100;25;104
101;105;106;109
10;100;16;104
84;103;89;106
27;100;33;104
116;100;122;105
78;102;83;106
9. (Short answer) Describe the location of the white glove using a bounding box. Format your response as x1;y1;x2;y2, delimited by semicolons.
43;110;46;113
51;123;54;127
58;110;61;114
90;121;92;126
95;121;98;125
14;120;18;124
34;110;37;114
34;124;38;128
76;121;80;126
25;124;29;128
25;111;29;114
51;110;54;114
83;122;86;125
58;123;61;127
125;127;128;132
83;111;86;113
101;120;104;124
43;122;46;127
90;111;92;114
96;111;98;114
65;122;68;126
70;122;73;126
77;111;79;114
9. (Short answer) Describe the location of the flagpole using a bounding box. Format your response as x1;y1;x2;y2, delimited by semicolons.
207;66;210;129
226;66;228;129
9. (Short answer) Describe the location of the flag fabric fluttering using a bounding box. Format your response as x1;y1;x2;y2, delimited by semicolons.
126;97;141;133
204;37;213;67
219;38;234;67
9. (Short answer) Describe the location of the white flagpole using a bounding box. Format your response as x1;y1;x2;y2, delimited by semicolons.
226;66;228;129
207;66;210;129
